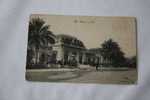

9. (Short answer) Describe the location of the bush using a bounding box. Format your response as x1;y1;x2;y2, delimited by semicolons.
26;64;47;69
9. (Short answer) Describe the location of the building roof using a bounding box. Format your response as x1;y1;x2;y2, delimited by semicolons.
88;48;102;53
56;34;86;49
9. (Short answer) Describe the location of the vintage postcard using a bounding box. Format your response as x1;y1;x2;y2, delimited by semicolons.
26;14;137;84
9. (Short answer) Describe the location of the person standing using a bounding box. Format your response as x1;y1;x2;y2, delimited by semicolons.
95;58;99;71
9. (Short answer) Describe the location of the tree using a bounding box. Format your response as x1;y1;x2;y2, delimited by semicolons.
26;49;34;68
101;39;126;67
39;53;46;64
130;56;137;67
28;17;55;64
126;56;137;68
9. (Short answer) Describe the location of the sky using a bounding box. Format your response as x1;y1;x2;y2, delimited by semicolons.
30;14;137;57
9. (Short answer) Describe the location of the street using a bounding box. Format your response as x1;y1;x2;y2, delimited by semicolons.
26;68;137;84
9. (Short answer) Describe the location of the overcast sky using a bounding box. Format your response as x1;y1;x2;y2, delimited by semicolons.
30;14;137;57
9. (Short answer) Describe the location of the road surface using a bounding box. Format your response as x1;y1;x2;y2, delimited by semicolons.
26;68;137;84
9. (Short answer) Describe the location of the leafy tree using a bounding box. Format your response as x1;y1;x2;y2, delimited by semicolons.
28;17;55;64
131;56;137;67
101;39;126;67
126;56;137;68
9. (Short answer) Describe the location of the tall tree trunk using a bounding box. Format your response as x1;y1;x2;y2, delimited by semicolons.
47;36;48;67
35;48;39;64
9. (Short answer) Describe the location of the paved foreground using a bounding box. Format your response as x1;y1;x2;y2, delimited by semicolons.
26;68;137;84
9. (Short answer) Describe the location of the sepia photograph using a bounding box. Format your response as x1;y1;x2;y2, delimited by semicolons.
26;14;137;84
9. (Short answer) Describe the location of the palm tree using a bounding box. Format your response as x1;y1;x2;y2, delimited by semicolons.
28;17;55;64
101;39;126;67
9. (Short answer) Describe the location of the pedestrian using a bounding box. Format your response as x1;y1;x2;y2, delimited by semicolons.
96;63;99;71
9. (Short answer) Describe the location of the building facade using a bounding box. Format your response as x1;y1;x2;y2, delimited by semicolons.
51;34;104;67
52;34;86;66
31;34;105;67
